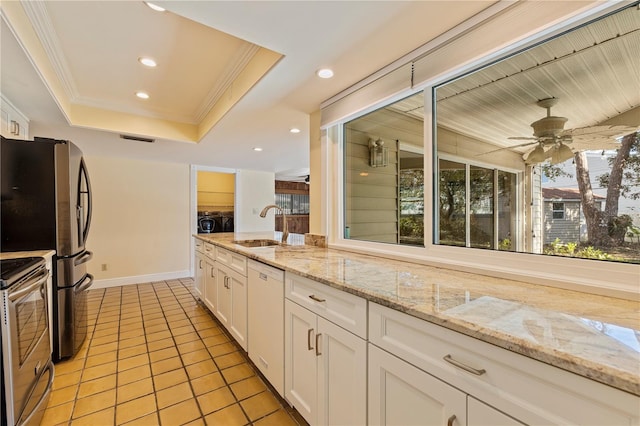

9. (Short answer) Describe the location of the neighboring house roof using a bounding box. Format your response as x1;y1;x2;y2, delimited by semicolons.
542;187;605;201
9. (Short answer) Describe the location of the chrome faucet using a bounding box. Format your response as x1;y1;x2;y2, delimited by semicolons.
259;204;289;243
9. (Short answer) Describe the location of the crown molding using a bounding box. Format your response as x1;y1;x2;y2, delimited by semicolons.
20;1;79;103
194;43;260;123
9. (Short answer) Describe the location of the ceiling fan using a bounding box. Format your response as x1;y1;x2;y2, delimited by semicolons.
274;168;310;184
507;98;637;164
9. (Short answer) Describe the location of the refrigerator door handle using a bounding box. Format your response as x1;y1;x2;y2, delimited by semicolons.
74;251;93;266
75;274;94;293
78;158;92;246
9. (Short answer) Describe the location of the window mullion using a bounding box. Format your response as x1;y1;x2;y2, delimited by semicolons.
465;163;470;248
494;169;499;250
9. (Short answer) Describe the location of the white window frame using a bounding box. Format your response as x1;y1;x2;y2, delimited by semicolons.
436;153;523;252
322;1;639;299
552;202;566;220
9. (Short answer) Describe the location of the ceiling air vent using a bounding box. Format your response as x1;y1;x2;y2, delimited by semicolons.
120;134;155;143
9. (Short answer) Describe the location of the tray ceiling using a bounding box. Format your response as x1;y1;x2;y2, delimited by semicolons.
2;1;282;142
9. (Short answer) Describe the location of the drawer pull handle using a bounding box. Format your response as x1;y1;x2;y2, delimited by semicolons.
447;414;456;426
259;355;269;368
10;120;20;135
443;354;486;376
315;333;322;356
307;328;314;350
309;294;326;303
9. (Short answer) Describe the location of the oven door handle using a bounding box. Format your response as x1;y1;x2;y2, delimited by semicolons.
74;250;93;266
8;269;48;302
75;273;94;293
16;360;55;426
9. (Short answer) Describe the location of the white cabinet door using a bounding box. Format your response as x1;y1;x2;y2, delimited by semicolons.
368;343;466;426
1;107;9;138
194;252;204;300
215;263;247;351
285;299;318;425
216;264;232;327
317;317;366;426
285;299;367;426
468;397;525;426
228;268;247;351
0;95;29;140
203;260;216;312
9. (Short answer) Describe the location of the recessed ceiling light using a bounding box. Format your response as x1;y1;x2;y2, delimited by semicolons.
253;147;263;152
144;2;165;12
289;128;301;134
316;68;334;79
138;57;157;68
359;172;369;177
135;91;150;99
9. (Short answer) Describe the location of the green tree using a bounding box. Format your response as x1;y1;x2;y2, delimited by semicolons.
575;132;639;246
597;132;640;200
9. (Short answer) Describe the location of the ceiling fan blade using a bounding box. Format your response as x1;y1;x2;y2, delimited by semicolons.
562;125;639;138
507;136;538;141
477;140;537;156
569;139;622;151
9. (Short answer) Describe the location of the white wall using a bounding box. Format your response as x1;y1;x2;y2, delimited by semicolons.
84;155;191;287
235;169;276;232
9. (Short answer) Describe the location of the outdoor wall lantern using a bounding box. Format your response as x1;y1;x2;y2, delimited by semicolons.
369;138;388;167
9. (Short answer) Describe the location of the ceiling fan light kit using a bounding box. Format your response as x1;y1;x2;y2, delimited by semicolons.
551;143;574;164
525;144;547;164
525;144;546;164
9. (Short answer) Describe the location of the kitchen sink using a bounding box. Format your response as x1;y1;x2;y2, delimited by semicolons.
233;239;281;247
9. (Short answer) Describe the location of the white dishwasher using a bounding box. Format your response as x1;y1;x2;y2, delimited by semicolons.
247;260;285;397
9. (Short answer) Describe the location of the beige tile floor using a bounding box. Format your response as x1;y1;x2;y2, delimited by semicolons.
42;278;304;426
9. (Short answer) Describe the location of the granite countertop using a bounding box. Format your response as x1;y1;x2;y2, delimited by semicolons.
195;232;640;397
0;250;56;260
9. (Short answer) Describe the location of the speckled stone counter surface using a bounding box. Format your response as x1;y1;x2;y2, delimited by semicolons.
1;250;56;260
195;232;640;396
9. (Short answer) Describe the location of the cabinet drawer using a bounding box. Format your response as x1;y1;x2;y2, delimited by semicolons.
369;302;639;426
285;272;367;338
216;247;247;276
194;239;204;253
203;242;215;259
248;260;283;282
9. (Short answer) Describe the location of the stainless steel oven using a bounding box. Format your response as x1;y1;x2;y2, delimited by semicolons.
1;257;54;426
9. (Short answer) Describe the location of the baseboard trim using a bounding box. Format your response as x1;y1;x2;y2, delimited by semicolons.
92;270;192;289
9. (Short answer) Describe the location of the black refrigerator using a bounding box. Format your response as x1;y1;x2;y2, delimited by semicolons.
1;136;94;362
